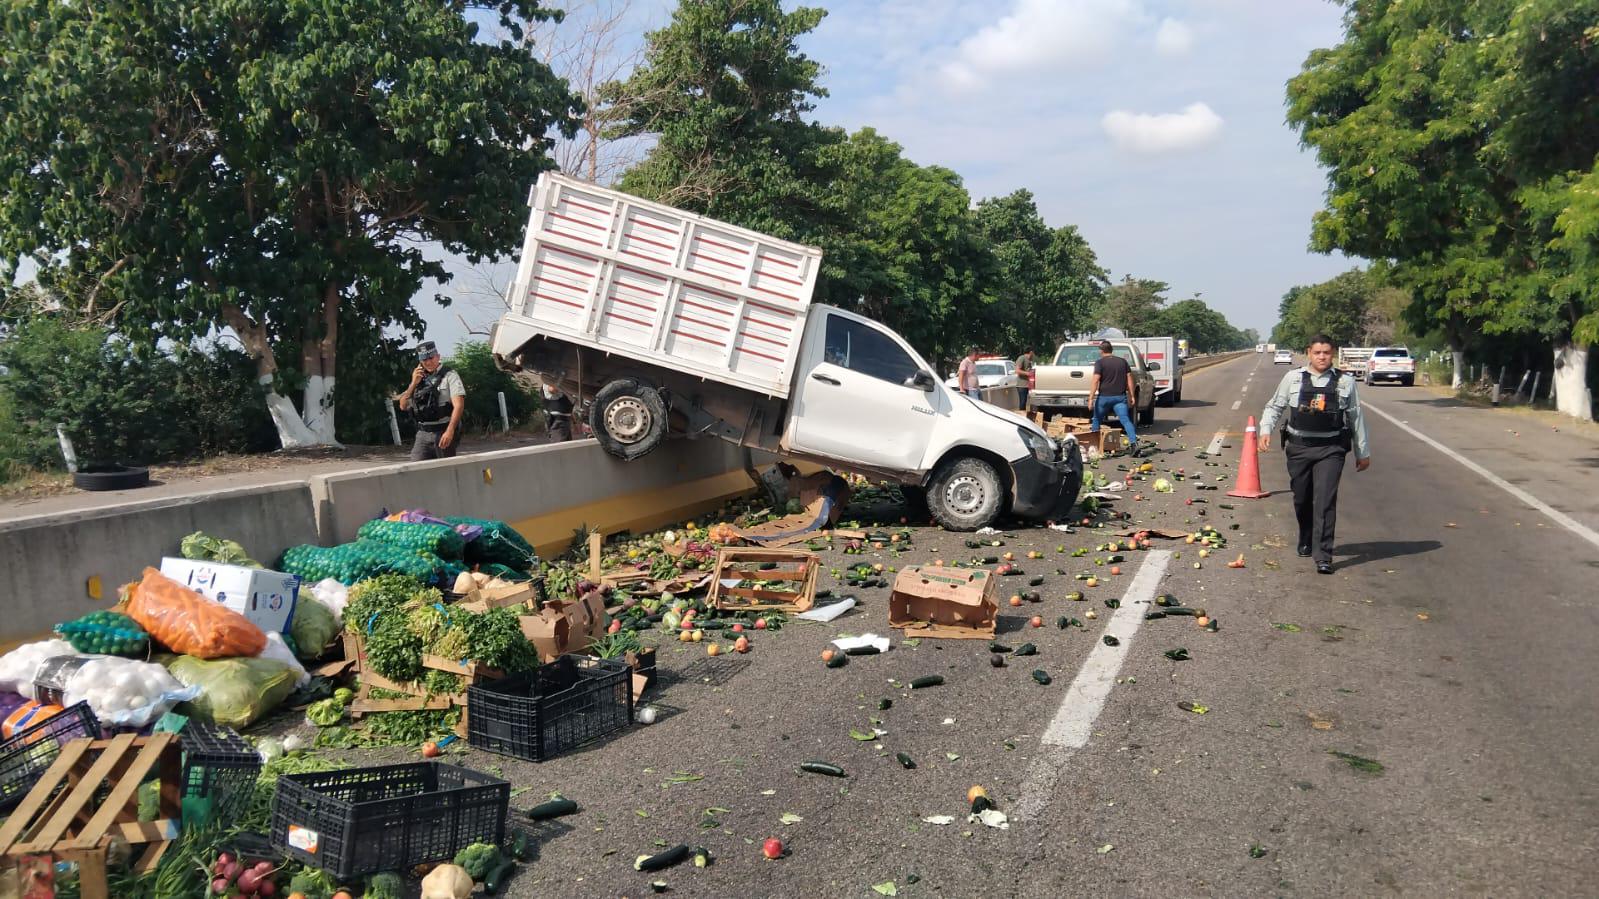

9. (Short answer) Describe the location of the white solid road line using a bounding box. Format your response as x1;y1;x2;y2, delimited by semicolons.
1206;430;1227;455
1363;402;1599;552
1231;399;1242;411
1014;550;1173;821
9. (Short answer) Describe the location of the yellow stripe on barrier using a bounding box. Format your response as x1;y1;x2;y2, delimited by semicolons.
511;467;763;560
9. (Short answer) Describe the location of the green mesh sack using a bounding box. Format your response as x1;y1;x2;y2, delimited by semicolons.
356;519;466;560
445;516;538;572
279;541;444;585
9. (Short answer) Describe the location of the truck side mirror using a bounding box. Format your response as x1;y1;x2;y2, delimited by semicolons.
1147;361;1161;371
912;371;936;391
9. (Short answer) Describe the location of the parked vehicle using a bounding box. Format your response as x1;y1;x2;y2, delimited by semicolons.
1029;340;1158;426
1128;336;1184;406
1274;349;1294;364
1366;346;1415;386
944;357;1018;391
491;173;1082;530
1256;343;1266;353
1337;346;1374;379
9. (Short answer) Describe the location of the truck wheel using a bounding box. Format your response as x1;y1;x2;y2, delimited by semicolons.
1138;400;1154;427
1401;375;1414;387
900;485;930;523
1173;385;1183;405
927;457;1004;532
590;378;668;461
1158;391;1174;407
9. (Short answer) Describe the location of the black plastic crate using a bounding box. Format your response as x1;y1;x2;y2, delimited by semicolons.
180;721;261;828
269;762;509;879
467;654;632;762
0;702;100;814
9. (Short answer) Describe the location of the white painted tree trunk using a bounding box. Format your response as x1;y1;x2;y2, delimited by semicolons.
300;375;340;446
1451;350;1465;389
261;376;322;448
1552;342;1593;421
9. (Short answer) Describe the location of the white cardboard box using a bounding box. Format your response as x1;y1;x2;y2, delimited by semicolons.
158;557;299;634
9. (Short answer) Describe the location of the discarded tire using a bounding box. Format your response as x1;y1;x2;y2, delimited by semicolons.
72;464;150;492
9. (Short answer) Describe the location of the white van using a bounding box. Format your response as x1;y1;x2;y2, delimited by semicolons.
491;174;1082;530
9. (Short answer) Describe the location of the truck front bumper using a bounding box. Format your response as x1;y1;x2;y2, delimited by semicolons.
1010;441;1084;520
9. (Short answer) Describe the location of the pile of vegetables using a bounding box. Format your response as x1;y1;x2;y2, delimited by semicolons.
55;610;149;656
210;852;278;897
341;575;538;687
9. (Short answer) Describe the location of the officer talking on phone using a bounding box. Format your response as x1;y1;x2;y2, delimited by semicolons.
1257;333;1371;574
397;340;466;460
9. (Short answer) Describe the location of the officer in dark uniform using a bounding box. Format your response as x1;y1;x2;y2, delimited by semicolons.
542;381;575;442
397;341;465;460
1257;334;1372;574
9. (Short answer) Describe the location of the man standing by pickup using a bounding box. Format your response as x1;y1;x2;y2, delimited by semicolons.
1088;341;1140;457
397;341;466;460
1257;333;1372;574
957;347;981;399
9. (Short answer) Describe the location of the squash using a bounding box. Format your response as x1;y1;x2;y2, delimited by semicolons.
420;866;474;899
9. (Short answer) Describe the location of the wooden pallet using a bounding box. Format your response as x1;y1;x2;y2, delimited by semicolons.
706;548;819;612
342;633;504;738
0;733;183;899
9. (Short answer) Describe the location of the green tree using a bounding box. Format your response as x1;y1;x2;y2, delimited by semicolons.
1100;278;1170;337
1157;298;1243;354
0;1;582;446
971;190;1107;357
447;340;543;434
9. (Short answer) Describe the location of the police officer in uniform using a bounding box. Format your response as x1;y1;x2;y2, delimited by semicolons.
542;381;575;442
1257;334;1371;574
397;341;466;460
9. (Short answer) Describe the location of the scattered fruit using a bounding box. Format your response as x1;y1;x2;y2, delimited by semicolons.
1029;615;1044;628
731;623;744;633
967;785;987;804
706;643;721;657
1195;615;1211;628
1109;566;1122;576
821;649;836;662
763;838;785;860
755;618;769;630
1085;577;1099;588
1084;609;1098;620
1008;595;1024;607
735;636;750;653
421;741;440;758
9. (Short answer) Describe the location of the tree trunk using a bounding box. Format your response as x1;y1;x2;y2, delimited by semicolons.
1451;349;1466;390
223;302;336;449
298;285;341;445
1552;340;1593;421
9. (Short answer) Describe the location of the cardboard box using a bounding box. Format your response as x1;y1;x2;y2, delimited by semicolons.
888;565;997;639
458;580;537;613
158;557;298;634
520;589;609;663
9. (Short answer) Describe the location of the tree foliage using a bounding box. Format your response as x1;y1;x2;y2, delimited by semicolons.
0;0;582;445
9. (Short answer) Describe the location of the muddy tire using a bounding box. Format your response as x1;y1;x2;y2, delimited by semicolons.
927;457;1004;532
590;378;668;461
72;464;150;492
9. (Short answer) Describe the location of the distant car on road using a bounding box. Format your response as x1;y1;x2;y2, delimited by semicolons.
1366;346;1415;386
945;358;1018;391
1256;343;1266;353
1274;349;1293;364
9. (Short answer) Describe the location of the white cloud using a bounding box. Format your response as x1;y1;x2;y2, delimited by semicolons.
938;0;1148;92
1101;102;1224;154
1154;18;1194;56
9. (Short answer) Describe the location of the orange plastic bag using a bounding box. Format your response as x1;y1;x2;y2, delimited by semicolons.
126;567;266;659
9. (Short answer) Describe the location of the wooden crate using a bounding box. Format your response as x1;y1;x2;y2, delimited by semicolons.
0;734;183;899
706;549;819;612
342;633;505;738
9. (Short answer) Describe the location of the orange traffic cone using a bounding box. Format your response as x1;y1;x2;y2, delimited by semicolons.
1226;416;1270;499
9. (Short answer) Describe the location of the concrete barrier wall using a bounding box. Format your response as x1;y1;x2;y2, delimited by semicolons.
0;482;319;646
0;437;769;647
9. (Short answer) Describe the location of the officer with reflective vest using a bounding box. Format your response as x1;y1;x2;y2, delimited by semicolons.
397;341;466;460
1257;334;1372;574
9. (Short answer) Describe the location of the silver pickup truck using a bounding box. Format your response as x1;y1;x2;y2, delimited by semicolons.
1028;340;1158;426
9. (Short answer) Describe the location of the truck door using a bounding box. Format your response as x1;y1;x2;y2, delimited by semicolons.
789;311;941;472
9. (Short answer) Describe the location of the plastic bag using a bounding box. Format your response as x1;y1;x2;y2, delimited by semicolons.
162;654;297;730
288;596;340;661
55;611;149;657
257;632;310;689
62;657;199;728
126;567;266;659
0;640;76;695
309;578;351;618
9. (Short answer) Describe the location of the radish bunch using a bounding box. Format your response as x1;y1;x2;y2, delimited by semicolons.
211;853;279;897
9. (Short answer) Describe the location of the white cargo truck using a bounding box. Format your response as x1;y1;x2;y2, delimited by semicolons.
491;174;1082;530
1128;336;1183;406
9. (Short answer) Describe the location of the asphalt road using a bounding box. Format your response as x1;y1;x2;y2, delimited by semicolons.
405;353;1599;898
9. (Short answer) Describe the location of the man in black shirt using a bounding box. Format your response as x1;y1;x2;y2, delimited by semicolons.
1088;340;1140;456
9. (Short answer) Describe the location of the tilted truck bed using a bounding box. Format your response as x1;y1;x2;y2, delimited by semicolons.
496;173;824;398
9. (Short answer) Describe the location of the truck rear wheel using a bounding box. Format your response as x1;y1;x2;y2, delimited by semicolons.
927;457;1004;532
1138;400;1154;427
591;378;668;461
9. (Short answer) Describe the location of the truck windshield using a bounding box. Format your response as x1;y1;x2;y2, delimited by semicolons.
824;315;921;386
1053;346;1133;366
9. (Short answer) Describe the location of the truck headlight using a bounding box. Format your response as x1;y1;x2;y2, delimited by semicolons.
1019;428;1053;463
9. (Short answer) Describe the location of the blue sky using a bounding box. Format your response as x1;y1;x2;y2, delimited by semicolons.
428;0;1354;351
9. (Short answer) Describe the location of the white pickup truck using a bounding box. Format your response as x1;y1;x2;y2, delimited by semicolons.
490;173;1082;530
1337;346;1374;380
1365;346;1415;386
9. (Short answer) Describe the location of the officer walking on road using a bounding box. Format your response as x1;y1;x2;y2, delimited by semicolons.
1257;334;1372;574
397;341;466;461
